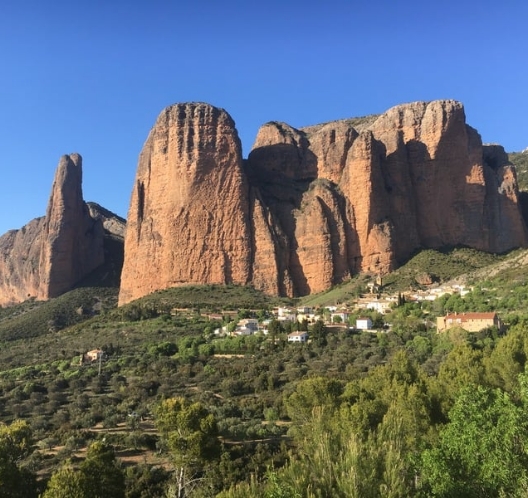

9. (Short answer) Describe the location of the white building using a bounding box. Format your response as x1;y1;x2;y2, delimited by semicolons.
365;299;394;314
234;326;254;336
297;306;313;314
356;317;373;330
288;332;308;343
277;307;292;317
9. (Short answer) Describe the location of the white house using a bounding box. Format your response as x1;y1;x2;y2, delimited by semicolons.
297;306;313;314
277;307;292;317
356;317;373;330
287;332;308;343
365;299;394;314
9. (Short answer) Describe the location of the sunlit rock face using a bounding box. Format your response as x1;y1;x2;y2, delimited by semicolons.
119;100;528;303
119;103;252;305
0;154;105;305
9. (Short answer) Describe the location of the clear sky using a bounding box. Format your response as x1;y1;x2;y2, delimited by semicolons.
1;0;527;235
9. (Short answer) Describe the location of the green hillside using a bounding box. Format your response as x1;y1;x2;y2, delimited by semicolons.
300;247;505;307
3;247;528;496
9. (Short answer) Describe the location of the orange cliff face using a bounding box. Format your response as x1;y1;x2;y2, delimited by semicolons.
118;100;528;304
0;154;105;306
118;103;253;305
38;154;105;299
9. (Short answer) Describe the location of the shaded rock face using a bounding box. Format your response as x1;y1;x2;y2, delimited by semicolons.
0;154;106;305
119;100;528;302
119;103;252;305
0;218;46;305
87;202;126;240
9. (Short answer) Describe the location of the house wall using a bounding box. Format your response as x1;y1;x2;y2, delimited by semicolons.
437;315;498;333
356;319;372;330
288;333;308;342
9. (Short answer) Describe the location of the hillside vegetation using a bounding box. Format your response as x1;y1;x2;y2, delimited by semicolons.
2;247;528;496
300;247;505;307
510;151;528;191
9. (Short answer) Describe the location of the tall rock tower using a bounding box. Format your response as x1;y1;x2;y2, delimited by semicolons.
118;103;252;305
0;154;105;305
38;154;104;299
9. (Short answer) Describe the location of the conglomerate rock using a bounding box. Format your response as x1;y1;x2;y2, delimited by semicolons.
0;154;105;305
119;100;528;302
118;103;252;305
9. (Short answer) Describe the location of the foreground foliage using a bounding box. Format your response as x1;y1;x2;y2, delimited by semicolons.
3;252;528;495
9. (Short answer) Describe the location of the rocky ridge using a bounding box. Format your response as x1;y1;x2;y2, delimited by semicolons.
119;100;528;304
0;154;122;306
0;101;523;307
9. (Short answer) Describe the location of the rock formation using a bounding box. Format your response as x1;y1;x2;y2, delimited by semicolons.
119;100;528;303
0;154;108;305
38;154;105;299
87;202;126;240
118;103;252;305
0;217;47;305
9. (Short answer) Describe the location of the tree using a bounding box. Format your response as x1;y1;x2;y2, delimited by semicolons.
124;465;170;498
43;442;125;498
407;335;433;363
420;383;528;497
0;420;37;498
297;319;308;332
485;324;528;392
310;320;327;347
155;397;220;497
268;320;282;349
80;441;125;498
285;377;344;427
42;463;87;498
435;343;485;413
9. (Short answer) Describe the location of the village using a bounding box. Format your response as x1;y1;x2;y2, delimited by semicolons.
78;278;504;365
202;280;502;345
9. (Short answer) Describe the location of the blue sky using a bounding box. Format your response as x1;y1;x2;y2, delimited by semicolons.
1;0;527;235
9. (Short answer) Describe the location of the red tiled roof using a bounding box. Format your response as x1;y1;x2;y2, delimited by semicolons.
445;312;496;322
